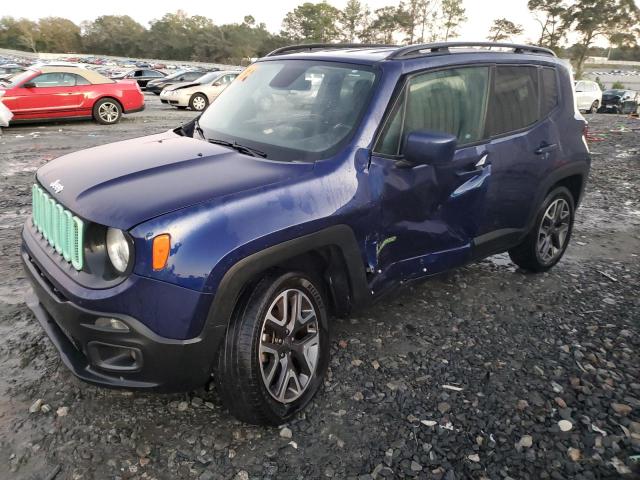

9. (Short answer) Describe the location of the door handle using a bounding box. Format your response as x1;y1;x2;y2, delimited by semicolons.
535;143;558;155
456;153;490;178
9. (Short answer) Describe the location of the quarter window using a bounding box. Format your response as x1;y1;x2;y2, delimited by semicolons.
486;66;539;137
376;66;490;155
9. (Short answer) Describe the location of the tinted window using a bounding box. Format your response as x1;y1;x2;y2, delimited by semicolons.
486;66;539;137
133;70;143;77
376;66;490;155
144;70;163;77
541;67;558;116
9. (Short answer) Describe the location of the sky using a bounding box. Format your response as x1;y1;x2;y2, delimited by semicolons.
2;0;636;47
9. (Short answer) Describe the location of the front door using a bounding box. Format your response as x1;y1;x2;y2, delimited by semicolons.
9;72;84;118
367;65;493;292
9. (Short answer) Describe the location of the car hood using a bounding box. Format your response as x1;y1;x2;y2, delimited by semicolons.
164;81;202;92
36;131;314;230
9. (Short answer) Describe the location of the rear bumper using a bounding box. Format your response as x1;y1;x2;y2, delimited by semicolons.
125;104;145;114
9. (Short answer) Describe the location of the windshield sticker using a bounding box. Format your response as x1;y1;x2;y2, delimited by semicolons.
237;64;258;82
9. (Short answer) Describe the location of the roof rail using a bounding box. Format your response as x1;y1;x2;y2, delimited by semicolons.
387;42;556;60
265;43;396;57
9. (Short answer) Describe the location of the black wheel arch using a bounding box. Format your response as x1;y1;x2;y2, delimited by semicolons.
201;225;369;363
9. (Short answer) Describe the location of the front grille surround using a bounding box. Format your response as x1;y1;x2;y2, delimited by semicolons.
31;184;84;271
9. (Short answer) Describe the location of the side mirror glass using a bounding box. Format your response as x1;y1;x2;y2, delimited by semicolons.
403;130;457;167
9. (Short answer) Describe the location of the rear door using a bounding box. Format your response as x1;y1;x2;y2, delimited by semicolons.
368;65;493;283
474;65;560;255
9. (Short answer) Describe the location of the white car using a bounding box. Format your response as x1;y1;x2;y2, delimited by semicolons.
160;71;239;111
574;80;602;114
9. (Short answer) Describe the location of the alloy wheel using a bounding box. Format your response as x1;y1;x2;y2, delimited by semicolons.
258;289;320;404
98;102;119;123
537;198;571;264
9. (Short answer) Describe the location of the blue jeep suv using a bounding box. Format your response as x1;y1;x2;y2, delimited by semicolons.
22;42;590;425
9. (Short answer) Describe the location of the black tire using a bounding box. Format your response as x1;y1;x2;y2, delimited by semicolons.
589;100;599;114
508;187;575;272
93;98;122;125
216;271;330;425
189;93;209;111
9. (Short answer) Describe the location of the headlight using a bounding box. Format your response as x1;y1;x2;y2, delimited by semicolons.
106;228;130;273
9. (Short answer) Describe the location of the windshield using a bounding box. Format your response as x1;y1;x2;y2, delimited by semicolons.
165;70;190;80
197;60;377;162
195;72;220;84
0;70;33;87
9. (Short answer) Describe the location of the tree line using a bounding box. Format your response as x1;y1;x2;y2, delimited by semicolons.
0;0;638;76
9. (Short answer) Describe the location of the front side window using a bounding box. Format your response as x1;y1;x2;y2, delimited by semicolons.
30;72;78;87
486;66;539;137
198;61;377;161
376;66;490;155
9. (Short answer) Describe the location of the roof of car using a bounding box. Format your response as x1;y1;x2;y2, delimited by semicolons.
31;66;115;84
261;42;558;65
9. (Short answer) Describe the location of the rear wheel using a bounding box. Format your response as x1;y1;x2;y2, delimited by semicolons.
216;271;329;425
189;93;208;111
93;98;122;125
509;187;575;272
589;100;599;114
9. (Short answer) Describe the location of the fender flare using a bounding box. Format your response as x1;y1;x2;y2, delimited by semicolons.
200;224;369;357
525;160;589;233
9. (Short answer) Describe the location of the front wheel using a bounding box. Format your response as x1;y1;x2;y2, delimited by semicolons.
589;100;599;114
216;271;329;425
189;93;208;111
509;187;575;272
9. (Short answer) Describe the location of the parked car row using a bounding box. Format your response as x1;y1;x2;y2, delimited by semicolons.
573;80;638;114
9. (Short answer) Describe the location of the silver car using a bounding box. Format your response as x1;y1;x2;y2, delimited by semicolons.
160;71;240;111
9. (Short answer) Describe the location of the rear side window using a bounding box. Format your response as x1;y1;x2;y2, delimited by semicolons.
541;67;558;116
486;66;539;137
376;66;490;155
74;74;91;86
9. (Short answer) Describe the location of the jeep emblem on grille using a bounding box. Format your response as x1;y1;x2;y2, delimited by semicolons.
50;179;64;194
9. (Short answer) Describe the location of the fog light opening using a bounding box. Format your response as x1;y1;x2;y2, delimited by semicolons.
95;317;129;332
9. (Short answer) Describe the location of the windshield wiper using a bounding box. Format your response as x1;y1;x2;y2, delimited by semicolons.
207;138;267;158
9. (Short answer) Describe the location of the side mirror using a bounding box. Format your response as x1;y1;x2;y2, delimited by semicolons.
22;82;36;88
213;81;222;86
403;130;457;166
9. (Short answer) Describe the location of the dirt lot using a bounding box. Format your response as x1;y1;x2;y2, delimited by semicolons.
0;96;639;480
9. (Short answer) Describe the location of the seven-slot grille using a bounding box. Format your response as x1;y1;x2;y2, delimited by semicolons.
31;184;84;271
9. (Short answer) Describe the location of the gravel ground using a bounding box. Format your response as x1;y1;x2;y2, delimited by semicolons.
0;97;638;480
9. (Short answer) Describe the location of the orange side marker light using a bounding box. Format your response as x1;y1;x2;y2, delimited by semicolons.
152;234;171;271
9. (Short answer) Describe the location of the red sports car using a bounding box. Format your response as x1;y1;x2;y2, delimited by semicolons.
0;66;145;125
